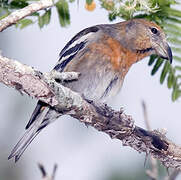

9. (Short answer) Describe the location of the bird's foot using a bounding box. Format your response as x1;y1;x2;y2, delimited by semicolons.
44;70;80;84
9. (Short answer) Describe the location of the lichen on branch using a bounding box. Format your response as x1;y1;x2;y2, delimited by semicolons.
0;54;181;169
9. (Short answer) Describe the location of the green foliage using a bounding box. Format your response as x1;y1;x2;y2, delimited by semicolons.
38;9;51;28
15;18;33;29
86;0;93;5
151;58;164;76
146;1;181;101
56;0;70;27
1;0;181;101
0;0;71;29
160;61;170;84
10;0;28;9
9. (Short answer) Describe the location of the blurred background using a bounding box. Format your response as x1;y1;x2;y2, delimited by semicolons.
0;0;181;179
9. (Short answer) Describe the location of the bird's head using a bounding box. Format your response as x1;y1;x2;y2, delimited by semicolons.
117;18;172;64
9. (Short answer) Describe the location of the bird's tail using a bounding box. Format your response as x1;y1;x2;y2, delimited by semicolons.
8;101;61;162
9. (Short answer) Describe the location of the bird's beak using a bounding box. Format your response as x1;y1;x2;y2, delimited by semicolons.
156;41;172;64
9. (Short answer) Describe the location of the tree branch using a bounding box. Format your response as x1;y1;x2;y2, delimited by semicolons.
0;54;181;169
165;169;181;180
0;0;54;32
0;55;58;106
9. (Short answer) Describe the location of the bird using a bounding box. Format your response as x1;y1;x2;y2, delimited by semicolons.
8;18;172;162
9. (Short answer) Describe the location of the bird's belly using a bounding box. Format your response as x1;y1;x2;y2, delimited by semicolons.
64;69;123;102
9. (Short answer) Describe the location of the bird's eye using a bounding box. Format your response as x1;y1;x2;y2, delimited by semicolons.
151;27;158;34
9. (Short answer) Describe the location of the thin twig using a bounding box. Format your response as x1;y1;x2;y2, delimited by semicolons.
38;163;58;180
142;101;158;180
142;101;151;131
142;101;181;180
165;169;180;180
0;0;53;32
38;163;47;177
51;164;58;180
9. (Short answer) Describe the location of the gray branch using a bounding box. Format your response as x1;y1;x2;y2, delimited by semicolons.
0;55;58;106
0;0;53;32
0;54;181;169
142;101;158;180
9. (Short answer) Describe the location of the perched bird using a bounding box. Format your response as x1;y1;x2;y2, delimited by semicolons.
8;19;172;162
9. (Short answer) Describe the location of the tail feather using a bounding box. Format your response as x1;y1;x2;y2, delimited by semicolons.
14;119;53;162
8;107;49;162
25;101;48;130
9;100;62;162
12;131;40;162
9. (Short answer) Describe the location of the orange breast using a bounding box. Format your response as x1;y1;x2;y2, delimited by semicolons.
88;35;149;77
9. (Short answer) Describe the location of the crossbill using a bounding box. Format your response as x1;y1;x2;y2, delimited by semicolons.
8;19;172;162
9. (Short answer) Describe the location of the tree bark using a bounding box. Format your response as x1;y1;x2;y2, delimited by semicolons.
0;0;53;32
0;54;181;169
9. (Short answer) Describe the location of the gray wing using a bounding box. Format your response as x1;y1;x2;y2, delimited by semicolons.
53;25;100;72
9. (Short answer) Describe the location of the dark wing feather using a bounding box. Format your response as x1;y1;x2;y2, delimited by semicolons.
54;26;100;72
25;101;48;129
